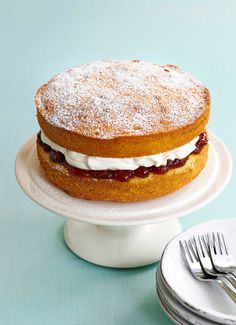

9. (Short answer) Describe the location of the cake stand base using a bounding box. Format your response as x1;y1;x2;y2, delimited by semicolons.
64;219;181;268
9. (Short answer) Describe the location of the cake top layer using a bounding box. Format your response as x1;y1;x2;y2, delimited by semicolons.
35;60;209;139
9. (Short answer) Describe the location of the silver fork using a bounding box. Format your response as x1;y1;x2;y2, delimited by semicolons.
209;232;236;283
180;239;236;303
193;235;236;289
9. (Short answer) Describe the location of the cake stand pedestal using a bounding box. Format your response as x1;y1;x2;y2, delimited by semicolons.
15;132;231;268
64;219;181;267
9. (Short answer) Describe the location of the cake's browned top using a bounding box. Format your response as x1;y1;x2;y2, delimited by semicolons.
35;60;210;140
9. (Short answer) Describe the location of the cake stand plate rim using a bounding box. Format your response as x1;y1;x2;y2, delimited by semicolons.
15;131;232;226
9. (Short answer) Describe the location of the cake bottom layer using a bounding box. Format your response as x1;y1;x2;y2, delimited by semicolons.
37;142;208;202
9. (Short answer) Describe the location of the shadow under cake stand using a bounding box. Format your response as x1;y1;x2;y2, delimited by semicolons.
15;132;232;268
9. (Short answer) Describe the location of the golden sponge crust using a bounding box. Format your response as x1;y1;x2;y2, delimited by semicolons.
36;60;210;158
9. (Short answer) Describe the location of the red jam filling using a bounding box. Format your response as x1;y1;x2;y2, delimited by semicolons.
37;132;208;182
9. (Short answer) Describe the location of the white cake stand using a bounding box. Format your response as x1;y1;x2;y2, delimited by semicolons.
15;132;232;268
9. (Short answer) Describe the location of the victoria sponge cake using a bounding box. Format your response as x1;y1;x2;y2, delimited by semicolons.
35;60;210;201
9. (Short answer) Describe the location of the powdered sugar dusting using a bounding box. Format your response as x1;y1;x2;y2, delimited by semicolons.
36;60;208;139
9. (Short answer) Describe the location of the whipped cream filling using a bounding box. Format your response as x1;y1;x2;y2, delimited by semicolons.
41;131;199;171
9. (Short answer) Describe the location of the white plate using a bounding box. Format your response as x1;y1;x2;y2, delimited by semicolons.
156;270;218;325
157;286;193;325
160;219;236;324
15;132;231;226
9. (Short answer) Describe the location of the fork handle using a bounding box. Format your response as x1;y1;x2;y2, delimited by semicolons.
225;274;236;289
218;279;236;303
230;272;236;279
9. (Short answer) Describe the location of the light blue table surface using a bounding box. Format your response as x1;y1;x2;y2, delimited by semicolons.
1;1;236;324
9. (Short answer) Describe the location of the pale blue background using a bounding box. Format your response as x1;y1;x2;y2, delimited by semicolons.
1;1;235;324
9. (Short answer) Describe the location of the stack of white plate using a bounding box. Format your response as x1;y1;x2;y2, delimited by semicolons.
156;219;236;325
